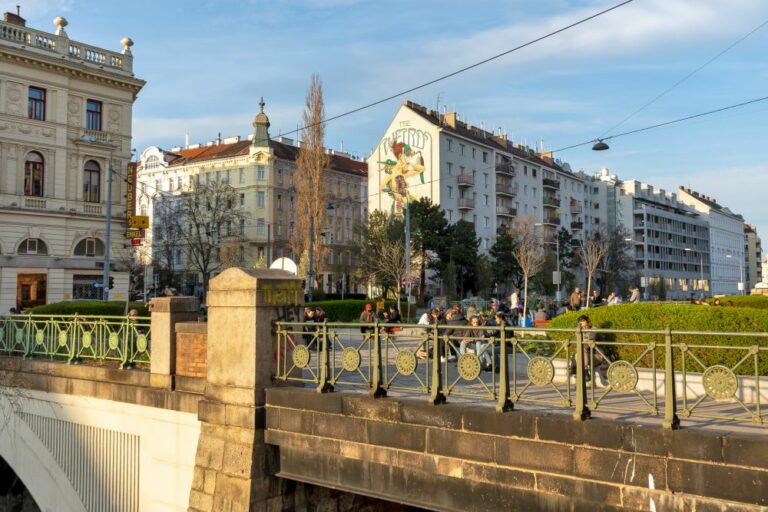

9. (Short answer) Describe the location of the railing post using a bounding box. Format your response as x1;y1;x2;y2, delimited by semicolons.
663;326;680;429
370;320;386;398
496;324;513;412
316;320;333;393
429;323;446;405
573;326;591;421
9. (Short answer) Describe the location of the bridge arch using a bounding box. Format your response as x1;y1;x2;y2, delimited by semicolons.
0;399;85;512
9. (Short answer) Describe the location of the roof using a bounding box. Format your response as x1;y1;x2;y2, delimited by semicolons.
679;187;743;219
166;139;367;176
402;100;568;173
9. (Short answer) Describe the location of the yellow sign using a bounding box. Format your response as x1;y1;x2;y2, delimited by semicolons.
125;229;142;238
130;216;150;229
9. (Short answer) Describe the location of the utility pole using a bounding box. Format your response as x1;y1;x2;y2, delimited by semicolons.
405;202;411;321
102;154;114;301
308;215;315;303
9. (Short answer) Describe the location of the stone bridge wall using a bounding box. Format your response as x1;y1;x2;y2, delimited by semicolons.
265;387;768;512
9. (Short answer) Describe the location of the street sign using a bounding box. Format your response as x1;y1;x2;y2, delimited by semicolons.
93;282;104;289
552;271;561;285
125;228;142;239
129;215;150;229
130;238;142;246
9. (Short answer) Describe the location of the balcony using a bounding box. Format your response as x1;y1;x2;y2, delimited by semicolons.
24;197;47;209
458;198;475;210
495;163;515;176
570;221;583;230
457;175;474;188
545;217;561;226
495;206;514;217
83;204;103;215
570;204;583;214
543;196;560;208
79;129;111;144
543;178;560;190
495;182;517;197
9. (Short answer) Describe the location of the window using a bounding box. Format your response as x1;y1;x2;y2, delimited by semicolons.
177;176;182;190
18;238;48;255
73;275;101;299
532;168;537;177
482;152;488;163
239;219;245;236
239;168;245;184
216;171;221;184
447;139;453;152
83;160;100;203
447;162;453;175
257;191;265;208
460;144;465;156
447;186;453;199
73;237;105;257
277;194;282;210
28;87;46;121
24;152;44;197
277;168;283;185
226;170;231;184
257;218;265;235
86;100;102;131
239;193;245;208
483;194;489;206
472;148;476;159
257;165;266;180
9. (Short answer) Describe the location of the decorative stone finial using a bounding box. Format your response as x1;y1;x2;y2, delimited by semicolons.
53;16;68;36
121;37;134;48
259;97;265;113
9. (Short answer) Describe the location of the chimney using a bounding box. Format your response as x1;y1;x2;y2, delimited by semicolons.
443;112;457;128
3;7;26;27
540;151;554;162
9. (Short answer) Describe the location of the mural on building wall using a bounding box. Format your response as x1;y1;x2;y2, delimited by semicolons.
376;128;431;216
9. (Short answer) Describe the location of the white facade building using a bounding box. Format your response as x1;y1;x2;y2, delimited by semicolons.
744;224;762;292
0;11;144;311
678;188;745;296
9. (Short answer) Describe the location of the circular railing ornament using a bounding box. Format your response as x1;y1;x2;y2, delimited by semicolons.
458;354;482;381
82;332;92;349
341;347;361;372
15;329;23;344
396;351;417;376
606;360;638;392
702;365;738;401
108;333;119;350
35;330;45;345
58;331;68;347
136;335;148;353
292;345;311;369
527;356;555;386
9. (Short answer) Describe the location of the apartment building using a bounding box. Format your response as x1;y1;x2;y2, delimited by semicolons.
367;101;585;253
0;10;144;311
744;224;762;291
678;188;745;295
137;100;368;296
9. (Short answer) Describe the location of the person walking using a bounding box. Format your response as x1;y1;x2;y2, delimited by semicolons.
628;286;640;303
569;288;582;311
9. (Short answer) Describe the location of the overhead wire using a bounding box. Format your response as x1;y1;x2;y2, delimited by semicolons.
596;17;768;139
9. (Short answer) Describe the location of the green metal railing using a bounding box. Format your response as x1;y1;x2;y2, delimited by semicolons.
275;321;768;428
0;314;151;368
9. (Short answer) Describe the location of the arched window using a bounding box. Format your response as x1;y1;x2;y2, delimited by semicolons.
83;160;101;203
144;155;160;169
24;152;44;197
73;238;105;257
18;238;48;255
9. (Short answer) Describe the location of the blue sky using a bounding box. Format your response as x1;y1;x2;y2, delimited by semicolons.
8;0;768;242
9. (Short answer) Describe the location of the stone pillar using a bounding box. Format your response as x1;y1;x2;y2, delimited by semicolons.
149;296;199;389
188;268;302;512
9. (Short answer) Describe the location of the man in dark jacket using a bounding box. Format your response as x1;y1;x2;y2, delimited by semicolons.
442;307;466;362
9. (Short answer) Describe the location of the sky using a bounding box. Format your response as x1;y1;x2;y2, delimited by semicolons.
6;0;768;241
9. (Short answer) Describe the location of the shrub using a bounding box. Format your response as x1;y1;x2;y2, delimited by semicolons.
307;299;397;322
29;300;150;317
546;304;768;375
708;295;768;310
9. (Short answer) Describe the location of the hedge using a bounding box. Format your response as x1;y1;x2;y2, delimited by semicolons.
708;295;768;310
306;299;398;322
29;300;150;317
545;304;768;375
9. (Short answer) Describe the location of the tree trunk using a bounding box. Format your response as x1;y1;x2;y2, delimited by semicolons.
585;272;592;310
522;274;529;327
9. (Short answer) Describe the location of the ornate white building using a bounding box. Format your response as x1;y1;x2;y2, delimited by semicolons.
0;10;144;311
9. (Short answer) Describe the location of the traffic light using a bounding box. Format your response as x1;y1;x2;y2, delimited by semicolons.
108;276;114;290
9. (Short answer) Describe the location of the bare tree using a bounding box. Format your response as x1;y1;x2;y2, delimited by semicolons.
151;194;183;288
509;216;546;321
292;73;330;280
369;239;409;314
579;230;610;309
175;181;249;300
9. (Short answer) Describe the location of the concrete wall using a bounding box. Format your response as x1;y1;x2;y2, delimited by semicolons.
265;387;768;512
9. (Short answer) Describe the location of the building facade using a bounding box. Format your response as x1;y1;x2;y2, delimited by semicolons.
745;224;762;291
678;187;745;295
366;101;586;254
137;100;368;296
0;11;144;311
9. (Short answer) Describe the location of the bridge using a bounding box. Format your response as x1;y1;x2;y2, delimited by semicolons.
0;268;766;511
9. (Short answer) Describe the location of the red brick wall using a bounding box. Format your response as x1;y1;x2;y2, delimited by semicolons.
175;323;207;378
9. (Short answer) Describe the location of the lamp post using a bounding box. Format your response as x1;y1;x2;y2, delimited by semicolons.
685;248;705;299
405;200;411;321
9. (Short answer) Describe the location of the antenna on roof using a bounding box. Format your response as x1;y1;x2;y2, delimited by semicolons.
435;92;443;112
185;130;189;148
340;140;344;152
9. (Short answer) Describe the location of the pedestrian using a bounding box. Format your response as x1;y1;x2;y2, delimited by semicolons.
302;307;320;348
359;303;376;334
607;291;622;306
466;303;478;320
590;289;603;307
569;288;582;311
509;288;520;311
442;307;466;362
534;305;549;323
375;296;386;315
384;305;402;334
628;286;640;303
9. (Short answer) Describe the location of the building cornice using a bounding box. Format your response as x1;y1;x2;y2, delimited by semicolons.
0;47;145;97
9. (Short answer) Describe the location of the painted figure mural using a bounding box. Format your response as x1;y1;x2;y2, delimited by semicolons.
378;141;425;215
